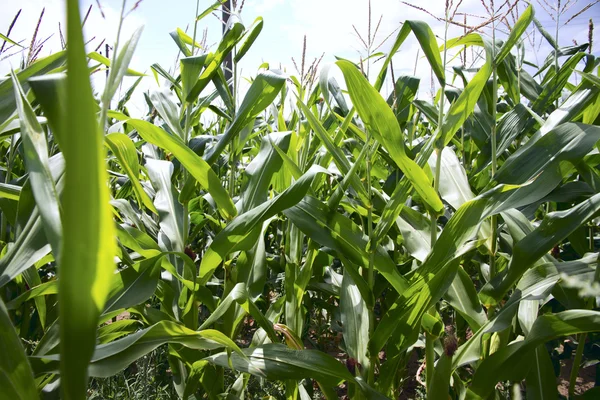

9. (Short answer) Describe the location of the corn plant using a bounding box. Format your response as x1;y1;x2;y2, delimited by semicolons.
1;0;599;399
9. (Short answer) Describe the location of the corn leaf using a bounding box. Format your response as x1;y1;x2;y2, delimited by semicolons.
470;311;600;397
0;299;37;400
127;119;237;219
204;70;286;164
199;166;327;285
59;1;118;397
31;322;243;378
106;133;157;213
336;60;443;215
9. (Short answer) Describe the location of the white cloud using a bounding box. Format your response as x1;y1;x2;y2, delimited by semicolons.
0;1;145;71
2;0;598;115
0;0;64;71
251;0;286;13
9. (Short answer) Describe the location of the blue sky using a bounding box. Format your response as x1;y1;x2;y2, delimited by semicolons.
1;1;599;115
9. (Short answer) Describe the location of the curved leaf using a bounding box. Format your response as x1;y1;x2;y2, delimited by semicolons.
106;133;157;213
284;196;409;296
31;322;243;378
199;166;327;284
341;271;371;372
470;311;600;397
59;2;118;397
205;343;353;387
0;299;37;400
204;70;286;164
336;60;443;215
11;72;62;258
235;17;263;63
128;119;236;219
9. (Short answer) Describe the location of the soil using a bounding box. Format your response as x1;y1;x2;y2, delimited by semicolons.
557;357;596;397
397;350;420;400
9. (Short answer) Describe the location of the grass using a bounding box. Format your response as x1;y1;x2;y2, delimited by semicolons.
88;347;176;400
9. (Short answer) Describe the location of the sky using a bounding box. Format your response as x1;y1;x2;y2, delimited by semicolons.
1;0;599;116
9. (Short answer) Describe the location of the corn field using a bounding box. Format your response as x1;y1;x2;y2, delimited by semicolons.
1;0;600;399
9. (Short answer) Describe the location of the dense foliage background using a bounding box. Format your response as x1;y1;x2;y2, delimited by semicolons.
1;0;600;399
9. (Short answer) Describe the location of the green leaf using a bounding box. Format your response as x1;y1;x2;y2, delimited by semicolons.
0;32;22;47
180;54;209;100
438;57;492;148
428;353;452;400
198;283;278;341
236;217;275;301
370;256;463;354
117;75;144;110
206;343;354;387
174;27;204;49
374;20;445;91
387;75;420;128
103;258;160;314
284;196;409;296
240;131;291;212
370;183;528;353
6;280;58;310
146;159;185;253
87;49;144;79
481;191;600;305
428;146;474;210
149;89;184;138
212;66;235;114
532;52;587;114
0;209;50;288
375;148;588;351
127;119;236;219
235;17;263;63
169;30;193;57
199;166;327;285
453;254;597;370
532;17;557;50
106;133;157;214
494;5;534;64
116;224;161;259
186;19;245;101
196;0;226;21
422;312;444;337
444;266;487;331
204;70;286;164
525;346;558;400
336;60;443;215
470;311;600;397
11;71;62;258
495;123;600;187
374;23;410;91
97;320;143;344
0;298;38;400
298;99;369;204
59;1;118;397
395;207;434;262
0;183;20;201
31;322;243;378
341;271;371;373
369;36;505;243
28;74;68;146
0;51;66;124
405;21;445;86
183;360;210;400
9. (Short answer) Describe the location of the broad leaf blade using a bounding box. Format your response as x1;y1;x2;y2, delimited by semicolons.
127;119;237;219
336;60;443;215
0;299;37;400
59;1;118;397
